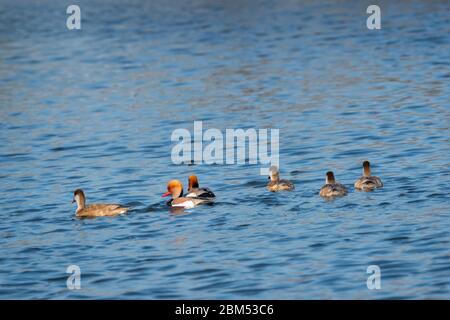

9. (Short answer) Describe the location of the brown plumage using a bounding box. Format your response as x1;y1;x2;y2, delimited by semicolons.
319;171;347;197
354;160;383;191
267;165;294;192
72;189;128;217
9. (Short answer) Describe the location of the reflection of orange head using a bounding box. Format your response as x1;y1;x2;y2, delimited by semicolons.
162;180;183;198
188;175;199;191
363;161;371;177
326;171;336;184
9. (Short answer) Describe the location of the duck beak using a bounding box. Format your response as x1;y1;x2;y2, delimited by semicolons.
162;191;171;197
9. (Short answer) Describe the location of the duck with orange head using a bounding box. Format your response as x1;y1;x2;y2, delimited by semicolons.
185;175;216;200
163;180;210;208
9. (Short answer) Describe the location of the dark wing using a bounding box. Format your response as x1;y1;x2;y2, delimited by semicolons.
186;187;216;199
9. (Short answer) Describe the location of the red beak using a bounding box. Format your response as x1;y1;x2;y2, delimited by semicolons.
162;191;171;197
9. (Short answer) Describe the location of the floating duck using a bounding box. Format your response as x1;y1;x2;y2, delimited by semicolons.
185;175;216;199
72;189;128;217
267;165;294;192
319;171;347;197
354;160;383;191
163;180;209;208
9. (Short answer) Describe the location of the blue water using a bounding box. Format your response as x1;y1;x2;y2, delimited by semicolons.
0;0;449;299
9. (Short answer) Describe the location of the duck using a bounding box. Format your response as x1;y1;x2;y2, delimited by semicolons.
354;160;383;191
162;180;209;208
319;171;347;197
72;189;128;217
185;175;216;199
267;165;295;192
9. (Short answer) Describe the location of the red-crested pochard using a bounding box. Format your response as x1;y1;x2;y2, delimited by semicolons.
72;189;128;217
162;180;209;208
319;171;347;197
185;175;216;199
267;165;294;192
354;160;383;191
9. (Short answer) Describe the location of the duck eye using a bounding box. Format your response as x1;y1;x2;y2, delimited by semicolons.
268;176;270;180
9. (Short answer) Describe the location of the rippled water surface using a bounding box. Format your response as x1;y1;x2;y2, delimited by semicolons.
0;0;449;299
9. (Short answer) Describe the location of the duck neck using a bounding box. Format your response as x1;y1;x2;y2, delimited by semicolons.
188;182;199;192
75;194;86;211
172;188;183;199
363;165;371;177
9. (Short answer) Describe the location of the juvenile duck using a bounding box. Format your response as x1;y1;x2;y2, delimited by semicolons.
354;160;383;191
267;165;295;192
72;189;128;217
185;175;216;199
162;180;209;208
319;171;347;198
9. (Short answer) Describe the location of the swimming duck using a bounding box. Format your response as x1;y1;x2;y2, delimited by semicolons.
267;165;295;192
162;180;209;208
354;160;383;191
319;171;347;197
185;175;216;199
72;189;128;217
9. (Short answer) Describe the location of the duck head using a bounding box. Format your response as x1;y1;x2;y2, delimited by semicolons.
72;189;86;210
268;165;280;182
162;180;183;199
326;171;336;184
